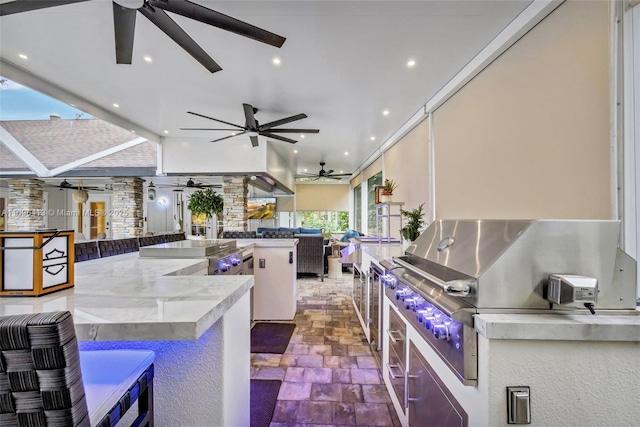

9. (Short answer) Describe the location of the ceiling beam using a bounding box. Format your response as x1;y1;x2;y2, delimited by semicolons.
0;125;49;177
48;136;147;177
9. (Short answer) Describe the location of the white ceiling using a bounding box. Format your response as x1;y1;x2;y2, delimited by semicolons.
0;0;531;182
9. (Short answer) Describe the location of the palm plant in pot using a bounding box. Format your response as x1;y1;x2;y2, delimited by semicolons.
400;203;425;242
380;179;398;203
187;188;223;237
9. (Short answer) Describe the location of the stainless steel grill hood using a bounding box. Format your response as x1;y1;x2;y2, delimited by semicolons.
395;220;636;311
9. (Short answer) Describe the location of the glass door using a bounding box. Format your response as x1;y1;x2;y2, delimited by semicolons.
89;201;106;239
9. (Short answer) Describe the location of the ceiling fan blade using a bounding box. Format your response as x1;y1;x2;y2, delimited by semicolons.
0;0;89;16
261;132;297;144
265;128;320;134
187;111;244;129
259;114;308;131
327;170;335;175
211;131;246;143
139;4;222;73
250;135;259;147
243;103;257;129
180;128;241;131
148;0;286;48
113;3;136;65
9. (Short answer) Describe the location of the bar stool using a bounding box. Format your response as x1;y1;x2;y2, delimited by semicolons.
0;311;154;427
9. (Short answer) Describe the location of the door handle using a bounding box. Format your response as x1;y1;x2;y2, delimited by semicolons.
386;363;404;380
289;251;293;264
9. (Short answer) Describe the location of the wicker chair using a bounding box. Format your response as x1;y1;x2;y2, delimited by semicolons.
296;234;325;281
0;311;154;427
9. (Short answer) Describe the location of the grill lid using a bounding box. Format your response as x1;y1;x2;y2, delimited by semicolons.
396;220;630;310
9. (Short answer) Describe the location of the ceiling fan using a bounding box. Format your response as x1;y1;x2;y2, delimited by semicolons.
149;178;221;191
296;162;352;181
0;0;286;73
181;103;319;147
49;180;104;191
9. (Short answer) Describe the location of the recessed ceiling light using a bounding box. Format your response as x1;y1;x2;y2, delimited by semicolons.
300;134;305;138
113;103;119;108
231;132;236;136
340;170;344;173
293;150;298;153
407;59;416;67
272;57;281;65
382;110;389;116
163;130;169;134
370;136;376;141
344;151;349;155
18;54;28;60
143;56;152;63
304;169;307;172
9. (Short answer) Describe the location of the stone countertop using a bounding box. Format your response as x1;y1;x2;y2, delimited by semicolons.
474;311;640;342
0;253;253;342
236;238;299;249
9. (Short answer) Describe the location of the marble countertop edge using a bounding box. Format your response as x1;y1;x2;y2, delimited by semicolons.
474;313;640;342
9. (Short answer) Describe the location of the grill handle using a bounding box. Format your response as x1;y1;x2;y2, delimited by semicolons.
392;256;474;297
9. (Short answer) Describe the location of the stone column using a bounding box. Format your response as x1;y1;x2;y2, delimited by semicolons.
111;177;144;238
222;176;248;231
7;179;45;231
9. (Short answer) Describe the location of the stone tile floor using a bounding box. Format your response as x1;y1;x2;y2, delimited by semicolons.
251;272;401;427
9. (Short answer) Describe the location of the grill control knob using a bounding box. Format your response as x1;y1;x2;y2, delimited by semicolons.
433;323;450;341
405;297;417;311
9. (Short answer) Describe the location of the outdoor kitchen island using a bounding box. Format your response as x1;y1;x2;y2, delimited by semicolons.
0;253;254;427
360;221;640;427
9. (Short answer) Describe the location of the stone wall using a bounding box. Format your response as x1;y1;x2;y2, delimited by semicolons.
111;177;144;238
222;176;248;231
7;179;45;231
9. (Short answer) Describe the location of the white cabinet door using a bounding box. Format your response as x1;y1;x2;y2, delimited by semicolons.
252;246;297;320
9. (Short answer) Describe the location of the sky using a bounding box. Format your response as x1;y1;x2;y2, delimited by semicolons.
0;76;93;120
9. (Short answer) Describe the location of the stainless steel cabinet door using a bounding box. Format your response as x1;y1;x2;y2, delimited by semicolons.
408;341;468;427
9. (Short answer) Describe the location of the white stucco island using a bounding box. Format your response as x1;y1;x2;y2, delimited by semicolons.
0;253;253;427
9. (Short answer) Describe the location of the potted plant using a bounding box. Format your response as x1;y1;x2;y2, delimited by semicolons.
400;203;425;242
380;179;397;203
187;188;223;237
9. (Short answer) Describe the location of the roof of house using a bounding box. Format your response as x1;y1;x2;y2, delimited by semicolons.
0;118;157;172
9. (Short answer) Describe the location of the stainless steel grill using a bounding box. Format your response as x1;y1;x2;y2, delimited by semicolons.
139;239;243;275
384;219;637;385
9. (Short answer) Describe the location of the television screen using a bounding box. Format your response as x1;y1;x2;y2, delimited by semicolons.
247;197;276;219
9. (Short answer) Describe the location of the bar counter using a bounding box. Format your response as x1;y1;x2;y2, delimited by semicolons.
0;252;254;427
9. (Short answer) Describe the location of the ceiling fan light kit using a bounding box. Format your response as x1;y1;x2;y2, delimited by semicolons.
296;162;352;181
182;103;319;147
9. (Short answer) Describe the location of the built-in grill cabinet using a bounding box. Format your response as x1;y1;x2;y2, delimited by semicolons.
386;307;406;414
385;219;636;386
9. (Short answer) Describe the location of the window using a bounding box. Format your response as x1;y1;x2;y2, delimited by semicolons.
299;211;348;234
353;184;362;232
367;172;383;235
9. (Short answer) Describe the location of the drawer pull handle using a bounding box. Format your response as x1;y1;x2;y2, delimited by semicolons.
386;363;404;380
386;329;404;343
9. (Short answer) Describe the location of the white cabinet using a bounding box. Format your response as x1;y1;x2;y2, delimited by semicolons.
252;244;297;320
